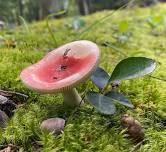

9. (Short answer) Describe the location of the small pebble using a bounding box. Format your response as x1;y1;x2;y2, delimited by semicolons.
40;118;65;134
0;110;9;128
0;95;8;104
121;114;144;142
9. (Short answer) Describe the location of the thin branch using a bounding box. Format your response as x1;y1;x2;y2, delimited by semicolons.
46;10;66;47
0;89;28;99
130;140;144;152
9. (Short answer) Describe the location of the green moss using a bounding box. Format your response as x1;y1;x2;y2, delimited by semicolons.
0;3;166;152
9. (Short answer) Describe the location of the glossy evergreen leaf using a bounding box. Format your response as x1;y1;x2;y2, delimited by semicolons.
72;18;85;29
86;91;116;115
109;57;156;83
90;67;110;89
106;91;134;108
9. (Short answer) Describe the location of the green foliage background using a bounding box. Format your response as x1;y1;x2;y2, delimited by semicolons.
0;0;161;23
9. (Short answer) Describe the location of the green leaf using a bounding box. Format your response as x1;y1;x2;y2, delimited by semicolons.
0;95;8;104
147;15;164;28
90;67;109;89
109;57;156;83
147;17;156;28
106;91;134;108
86;91;116;115
118;20;129;33
154;15;164;23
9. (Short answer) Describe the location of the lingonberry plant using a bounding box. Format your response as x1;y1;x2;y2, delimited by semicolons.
86;57;156;115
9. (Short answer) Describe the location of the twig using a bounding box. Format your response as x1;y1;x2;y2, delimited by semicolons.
46;10;66;47
130;140;144;152
0;90;28;99
0;144;19;152
150;76;166;82
103;42;127;57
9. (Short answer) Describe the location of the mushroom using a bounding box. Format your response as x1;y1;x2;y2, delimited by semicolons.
20;40;100;107
40;118;65;134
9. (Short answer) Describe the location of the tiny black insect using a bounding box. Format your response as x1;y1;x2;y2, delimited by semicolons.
53;77;58;79
60;65;67;71
63;48;71;58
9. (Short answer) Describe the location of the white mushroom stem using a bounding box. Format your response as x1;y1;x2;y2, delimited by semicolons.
63;88;83;107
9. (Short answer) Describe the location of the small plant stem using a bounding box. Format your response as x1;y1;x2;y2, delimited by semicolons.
74;0;135;40
46;10;66;47
100;83;110;95
103;42;127;57
63;88;83;107
19;16;30;33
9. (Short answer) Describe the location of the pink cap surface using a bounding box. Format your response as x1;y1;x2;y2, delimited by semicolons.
20;40;100;93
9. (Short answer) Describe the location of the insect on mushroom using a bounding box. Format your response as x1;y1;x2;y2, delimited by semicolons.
63;48;71;59
58;48;71;71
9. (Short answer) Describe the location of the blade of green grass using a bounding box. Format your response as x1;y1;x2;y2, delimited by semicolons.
19;16;30;33
74;0;136;40
46;10;66;47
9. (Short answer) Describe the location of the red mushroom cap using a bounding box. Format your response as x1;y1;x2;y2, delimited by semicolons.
20;40;100;93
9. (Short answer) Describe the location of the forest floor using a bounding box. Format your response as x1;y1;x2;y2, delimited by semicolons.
0;3;166;152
